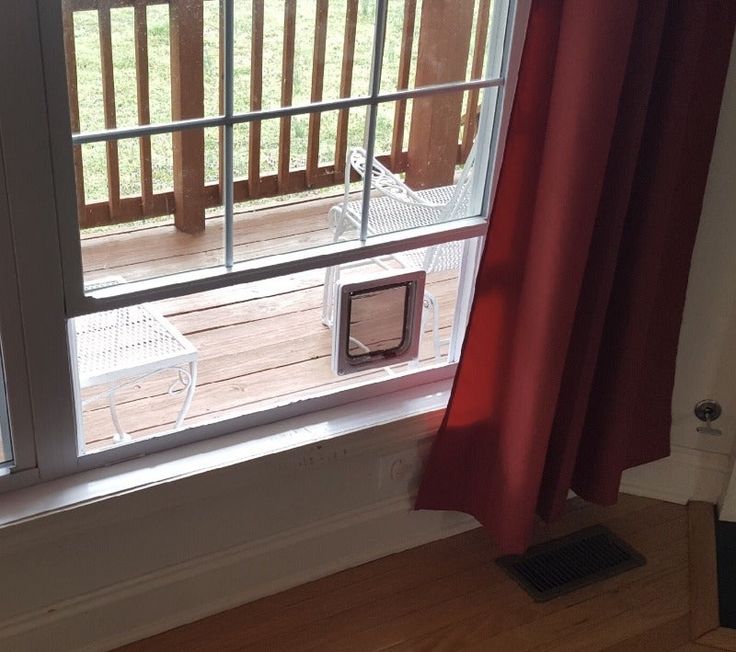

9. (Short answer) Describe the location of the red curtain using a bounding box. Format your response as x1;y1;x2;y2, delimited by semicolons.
416;0;736;554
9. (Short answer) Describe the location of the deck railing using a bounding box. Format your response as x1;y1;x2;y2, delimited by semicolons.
62;0;490;232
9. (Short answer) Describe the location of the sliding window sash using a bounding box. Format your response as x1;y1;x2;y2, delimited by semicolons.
0;0;80;480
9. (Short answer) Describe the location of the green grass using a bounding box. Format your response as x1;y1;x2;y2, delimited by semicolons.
71;0;478;212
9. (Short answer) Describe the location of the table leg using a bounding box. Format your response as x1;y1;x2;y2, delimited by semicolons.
174;360;198;430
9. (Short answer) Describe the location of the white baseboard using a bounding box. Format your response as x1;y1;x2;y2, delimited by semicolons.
0;495;477;652
620;444;731;505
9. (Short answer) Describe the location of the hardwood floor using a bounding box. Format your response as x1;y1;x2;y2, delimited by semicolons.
77;196;460;450
115;494;736;652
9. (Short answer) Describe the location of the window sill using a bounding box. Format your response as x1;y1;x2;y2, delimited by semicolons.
0;379;451;529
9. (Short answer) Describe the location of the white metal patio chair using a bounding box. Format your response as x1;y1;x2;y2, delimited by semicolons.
72;278;198;442
322;145;477;361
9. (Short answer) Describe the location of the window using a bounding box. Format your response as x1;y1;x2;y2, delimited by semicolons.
0;0;528;484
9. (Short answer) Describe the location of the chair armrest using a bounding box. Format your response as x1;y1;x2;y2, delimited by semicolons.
349;148;446;209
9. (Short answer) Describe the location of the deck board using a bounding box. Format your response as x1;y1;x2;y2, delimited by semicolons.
78;197;461;451
81;196;347;283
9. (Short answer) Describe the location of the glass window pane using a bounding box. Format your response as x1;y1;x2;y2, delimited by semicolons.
233;0;374;113
348;285;410;356
61;1;378;130
59;1;503;297
231;109;366;266
71;239;467;453
78;127;224;287
332;87;498;244
63;3;202;133
0;344;13;466
380;0;509;94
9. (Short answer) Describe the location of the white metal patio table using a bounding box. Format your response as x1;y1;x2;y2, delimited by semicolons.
74;303;198;442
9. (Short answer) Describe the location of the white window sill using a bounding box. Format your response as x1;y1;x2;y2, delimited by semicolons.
0;379;451;529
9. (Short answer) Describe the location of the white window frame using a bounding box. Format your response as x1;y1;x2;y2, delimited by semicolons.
0;155;36;477
0;0;531;490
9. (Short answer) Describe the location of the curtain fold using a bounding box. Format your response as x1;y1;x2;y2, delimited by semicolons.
415;0;736;554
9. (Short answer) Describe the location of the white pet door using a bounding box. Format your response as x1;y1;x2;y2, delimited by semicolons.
332;269;426;375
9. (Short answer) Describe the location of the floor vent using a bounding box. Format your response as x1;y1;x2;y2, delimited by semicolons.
717;520;736;628
496;525;645;602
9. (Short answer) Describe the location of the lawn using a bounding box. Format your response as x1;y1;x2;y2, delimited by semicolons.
70;0;480;210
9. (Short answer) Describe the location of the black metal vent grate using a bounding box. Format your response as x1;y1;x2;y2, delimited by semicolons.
496;525;646;602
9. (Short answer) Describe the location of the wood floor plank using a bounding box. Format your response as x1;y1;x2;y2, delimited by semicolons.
689;501;720;639
267;506;685;651
317;503;688;651
381;517;688;652
118;529;496;652
116;497;695;652
372;509;689;652
77;195;461;448
81;314;453;437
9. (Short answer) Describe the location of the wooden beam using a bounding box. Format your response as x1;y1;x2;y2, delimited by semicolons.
61;0;88;227
248;0;264;199
134;1;154;214
306;0;329;187
70;0;167;9
390;0;417;171
688;501;720;640
405;0;475;189
169;0;206;233
278;0;297;194
81;153;408;228
334;0;359;183
98;2;121;218
461;0;491;161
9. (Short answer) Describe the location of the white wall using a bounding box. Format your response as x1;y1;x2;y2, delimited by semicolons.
0;412;477;652
671;36;736;458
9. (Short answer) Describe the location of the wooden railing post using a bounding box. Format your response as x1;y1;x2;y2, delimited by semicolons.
462;0;492;161
334;0;359;183
278;0;297;194
169;0;205;233
61;0;89;228
248;0;265;199
405;0;475;190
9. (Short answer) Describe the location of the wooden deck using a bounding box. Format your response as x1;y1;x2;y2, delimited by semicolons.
78;196;460;451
